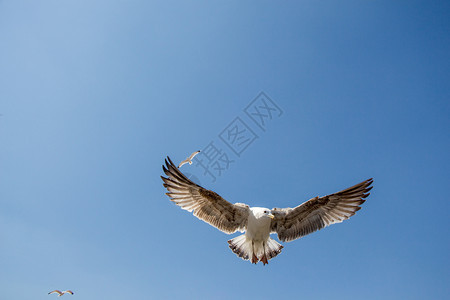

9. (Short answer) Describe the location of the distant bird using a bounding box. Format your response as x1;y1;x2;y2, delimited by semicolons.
178;150;201;168
48;290;74;296
162;156;373;265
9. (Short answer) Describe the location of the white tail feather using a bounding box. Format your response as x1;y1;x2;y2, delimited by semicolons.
228;234;251;260
265;237;283;260
228;234;283;264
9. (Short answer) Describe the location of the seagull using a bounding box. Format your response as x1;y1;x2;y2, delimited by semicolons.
48;290;74;296
178;150;201;168
161;156;373;265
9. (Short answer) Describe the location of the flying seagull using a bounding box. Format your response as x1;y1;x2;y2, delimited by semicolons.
161;156;373;265
178;150;201;168
48;290;74;296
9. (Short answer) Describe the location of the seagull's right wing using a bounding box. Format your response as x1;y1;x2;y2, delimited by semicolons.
178;159;189;168
271;179;373;242
48;290;62;295
162;156;249;234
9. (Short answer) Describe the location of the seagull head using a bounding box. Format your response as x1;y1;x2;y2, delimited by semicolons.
253;207;275;219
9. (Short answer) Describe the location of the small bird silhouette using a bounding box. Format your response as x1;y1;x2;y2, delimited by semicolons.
178;150;201;168
48;290;74;296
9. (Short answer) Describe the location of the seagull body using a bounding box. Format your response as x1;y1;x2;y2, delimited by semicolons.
178;150;201;168
241;207;279;264
48;290;74;296
162;156;373;265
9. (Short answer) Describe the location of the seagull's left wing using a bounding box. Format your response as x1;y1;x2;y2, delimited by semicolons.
188;150;201;160
62;290;74;295
271;178;373;242
162;156;249;234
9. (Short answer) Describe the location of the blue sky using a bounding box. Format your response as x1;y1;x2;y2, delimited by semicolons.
1;1;449;299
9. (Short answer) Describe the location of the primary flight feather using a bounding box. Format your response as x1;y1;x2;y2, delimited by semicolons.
161;156;373;265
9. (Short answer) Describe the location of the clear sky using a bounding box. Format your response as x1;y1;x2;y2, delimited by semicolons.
1;1;449;299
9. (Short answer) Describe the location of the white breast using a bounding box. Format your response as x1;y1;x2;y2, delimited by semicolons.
246;208;272;241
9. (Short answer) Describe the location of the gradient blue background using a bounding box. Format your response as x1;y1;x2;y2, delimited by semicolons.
1;1;449;299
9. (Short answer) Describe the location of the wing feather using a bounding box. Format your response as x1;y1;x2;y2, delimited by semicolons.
188;150;201;160
48;290;62;295
271;178;373;242
161;156;249;234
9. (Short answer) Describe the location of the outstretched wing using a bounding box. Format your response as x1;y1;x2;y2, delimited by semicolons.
162;156;249;234
271;178;373;242
178;159;189;168
48;290;62;295
62;290;74;295
188;150;201;160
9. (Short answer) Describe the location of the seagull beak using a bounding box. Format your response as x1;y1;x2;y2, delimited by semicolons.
268;213;274;219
